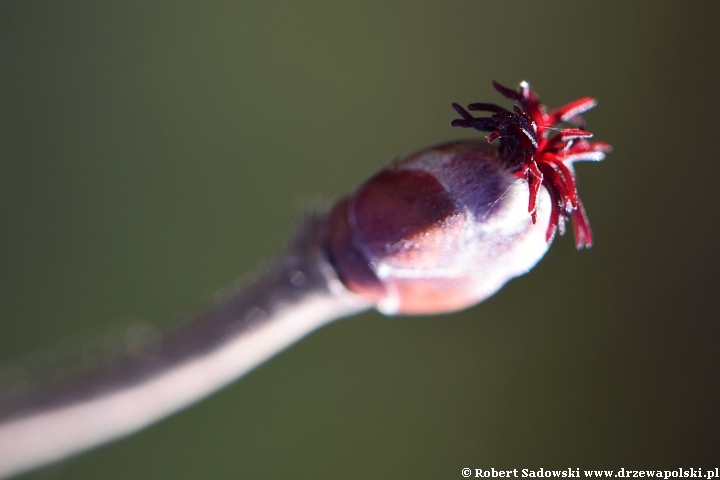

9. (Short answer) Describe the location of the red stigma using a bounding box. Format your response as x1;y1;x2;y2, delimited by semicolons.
451;81;611;249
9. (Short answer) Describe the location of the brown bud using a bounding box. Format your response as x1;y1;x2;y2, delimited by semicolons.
326;140;552;315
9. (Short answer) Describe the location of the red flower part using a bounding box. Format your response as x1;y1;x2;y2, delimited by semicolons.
451;81;611;249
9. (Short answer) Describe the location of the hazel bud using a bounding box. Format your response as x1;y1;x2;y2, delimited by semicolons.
327;140;552;315
326;80;609;315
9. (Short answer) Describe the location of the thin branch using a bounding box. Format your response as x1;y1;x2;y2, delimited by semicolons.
0;213;371;479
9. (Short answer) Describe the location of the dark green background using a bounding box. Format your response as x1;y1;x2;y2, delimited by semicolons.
1;2;718;478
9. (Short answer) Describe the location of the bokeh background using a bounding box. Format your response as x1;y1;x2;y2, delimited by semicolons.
1;2;718;478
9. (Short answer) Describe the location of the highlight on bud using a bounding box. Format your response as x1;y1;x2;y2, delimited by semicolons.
325;81;609;315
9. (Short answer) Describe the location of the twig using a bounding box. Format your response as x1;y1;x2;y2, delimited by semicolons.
0;213;371;479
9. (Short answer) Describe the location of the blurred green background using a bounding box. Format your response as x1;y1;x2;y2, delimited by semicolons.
1;1;718;478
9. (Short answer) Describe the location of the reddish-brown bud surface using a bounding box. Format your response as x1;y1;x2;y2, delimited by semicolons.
327;140;552;315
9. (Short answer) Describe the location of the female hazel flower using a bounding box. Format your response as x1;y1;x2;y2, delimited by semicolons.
327;81;610;315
